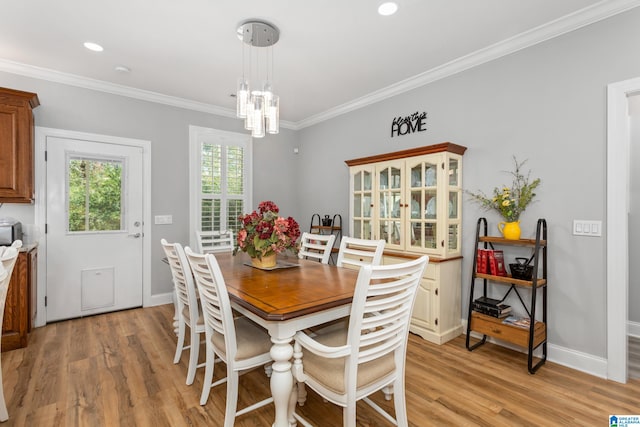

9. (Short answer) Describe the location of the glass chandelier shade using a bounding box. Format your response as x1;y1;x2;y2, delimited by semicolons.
236;21;280;138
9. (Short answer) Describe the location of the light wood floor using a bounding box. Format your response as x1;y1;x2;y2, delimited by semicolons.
2;304;639;426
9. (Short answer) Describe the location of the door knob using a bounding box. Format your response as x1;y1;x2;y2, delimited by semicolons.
128;232;142;238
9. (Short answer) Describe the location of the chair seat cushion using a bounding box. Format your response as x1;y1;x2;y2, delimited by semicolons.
212;316;272;361
300;327;395;395
181;306;204;326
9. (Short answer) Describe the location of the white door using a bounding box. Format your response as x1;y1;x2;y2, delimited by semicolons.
46;137;144;322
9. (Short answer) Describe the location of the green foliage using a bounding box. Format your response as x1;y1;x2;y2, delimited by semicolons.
467;157;541;222
68;159;122;232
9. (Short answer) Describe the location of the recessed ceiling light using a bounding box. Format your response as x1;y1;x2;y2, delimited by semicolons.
378;2;398;16
83;42;104;52
114;65;131;73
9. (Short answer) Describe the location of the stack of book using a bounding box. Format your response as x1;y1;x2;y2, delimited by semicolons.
476;249;507;276
473;296;512;318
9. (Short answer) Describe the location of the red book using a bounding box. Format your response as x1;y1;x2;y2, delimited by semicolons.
490;250;507;276
476;249;487;274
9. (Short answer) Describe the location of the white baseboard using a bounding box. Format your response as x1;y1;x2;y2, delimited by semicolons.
628;320;640;338
147;291;173;307
547;344;607;379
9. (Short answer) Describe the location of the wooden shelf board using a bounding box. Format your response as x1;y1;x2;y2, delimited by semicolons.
474;273;546;287
479;236;547;247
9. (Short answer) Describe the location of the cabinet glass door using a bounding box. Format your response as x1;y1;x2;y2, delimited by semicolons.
352;169;373;239
445;155;462;254
378;164;403;248
407;158;440;253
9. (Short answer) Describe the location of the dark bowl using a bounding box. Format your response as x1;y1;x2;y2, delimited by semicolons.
509;263;534;280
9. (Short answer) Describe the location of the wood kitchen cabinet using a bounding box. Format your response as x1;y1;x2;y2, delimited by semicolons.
0;87;40;203
2;246;37;351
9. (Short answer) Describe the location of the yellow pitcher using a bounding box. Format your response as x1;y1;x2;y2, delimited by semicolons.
498;220;521;240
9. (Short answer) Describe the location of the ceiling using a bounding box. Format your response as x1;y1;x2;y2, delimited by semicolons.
0;0;634;129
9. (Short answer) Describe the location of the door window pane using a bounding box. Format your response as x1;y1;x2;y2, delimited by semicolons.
68;158;123;232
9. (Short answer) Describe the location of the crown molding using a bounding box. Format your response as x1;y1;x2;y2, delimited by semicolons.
295;0;640;130
0;58;297;130
0;0;638;132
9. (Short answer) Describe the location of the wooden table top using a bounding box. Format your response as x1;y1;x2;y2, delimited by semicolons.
214;252;359;321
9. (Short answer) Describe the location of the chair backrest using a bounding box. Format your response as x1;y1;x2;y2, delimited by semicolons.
345;255;428;389
0;245;20;283
184;247;238;362
336;236;385;269
196;230;234;254
0;248;19;329
298;232;336;264
160;239;200;322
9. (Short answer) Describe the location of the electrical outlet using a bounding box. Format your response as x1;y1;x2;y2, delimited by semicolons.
573;220;602;237
155;215;173;225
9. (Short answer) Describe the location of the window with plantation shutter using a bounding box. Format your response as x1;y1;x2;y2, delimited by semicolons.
189;126;252;247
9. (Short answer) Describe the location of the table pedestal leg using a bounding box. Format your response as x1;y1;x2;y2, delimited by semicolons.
270;336;294;427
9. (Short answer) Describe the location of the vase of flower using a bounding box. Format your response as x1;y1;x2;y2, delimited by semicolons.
234;201;301;268
250;253;277;268
467;157;541;239
498;220;521;240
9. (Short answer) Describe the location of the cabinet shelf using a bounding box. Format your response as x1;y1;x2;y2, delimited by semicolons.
466;217;548;374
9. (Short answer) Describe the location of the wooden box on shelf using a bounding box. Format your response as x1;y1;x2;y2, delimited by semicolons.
470;311;546;348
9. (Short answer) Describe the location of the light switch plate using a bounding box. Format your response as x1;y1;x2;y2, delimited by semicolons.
155;215;173;225
573;220;602;237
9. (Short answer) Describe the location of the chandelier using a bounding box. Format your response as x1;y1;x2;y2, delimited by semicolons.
236;20;280;138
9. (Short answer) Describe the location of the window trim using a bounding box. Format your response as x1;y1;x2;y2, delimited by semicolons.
188;126;252;249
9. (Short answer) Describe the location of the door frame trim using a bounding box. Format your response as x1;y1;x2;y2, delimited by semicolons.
606;76;640;382
34;127;152;327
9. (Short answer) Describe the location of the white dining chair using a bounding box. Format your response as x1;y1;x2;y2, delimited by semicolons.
336;236;385;269
1;240;22;279
292;255;429;427
298;232;336;264
0;246;19;422
196;230;234;254
160;239;205;385
184;247;273;425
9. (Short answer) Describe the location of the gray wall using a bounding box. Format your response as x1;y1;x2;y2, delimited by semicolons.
295;8;640;358
1;7;639;361
630;94;640;325
0;72;298;297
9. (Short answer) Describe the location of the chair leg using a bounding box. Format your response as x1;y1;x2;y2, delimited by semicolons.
186;326;200;385
174;318;186;364
199;345;216;405
382;384;394;401
393;379;408;427
223;371;239;427
0;361;7;422
343;402;357;427
264;363;272;378
288;382;298;426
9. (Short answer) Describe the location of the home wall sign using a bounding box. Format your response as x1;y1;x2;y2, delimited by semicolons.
391;111;427;137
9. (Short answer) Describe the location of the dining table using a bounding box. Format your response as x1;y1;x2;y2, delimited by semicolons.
214;251;360;427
